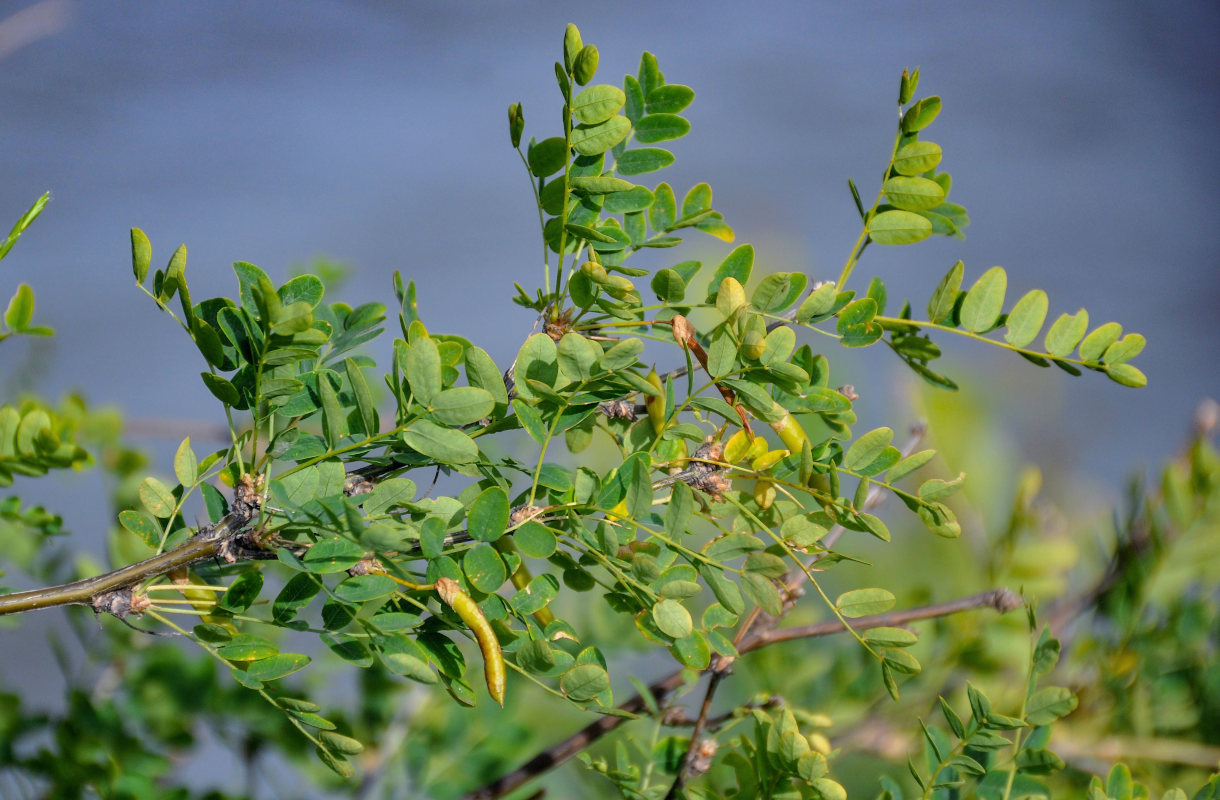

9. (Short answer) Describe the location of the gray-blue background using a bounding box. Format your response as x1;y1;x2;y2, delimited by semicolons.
0;0;1216;791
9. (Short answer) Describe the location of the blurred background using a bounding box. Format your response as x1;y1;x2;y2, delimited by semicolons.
0;1;1216;796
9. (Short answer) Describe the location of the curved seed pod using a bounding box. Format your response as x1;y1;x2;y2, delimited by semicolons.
435;577;506;707
769;406;809;452
644;368;666;434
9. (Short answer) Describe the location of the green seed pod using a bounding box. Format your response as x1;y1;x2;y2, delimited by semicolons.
644;369;666;434
436;577;506;707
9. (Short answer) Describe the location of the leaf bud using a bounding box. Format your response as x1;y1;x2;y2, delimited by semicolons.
507;102;524;148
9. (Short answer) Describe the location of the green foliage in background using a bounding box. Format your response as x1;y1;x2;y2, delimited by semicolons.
0;23;1214;800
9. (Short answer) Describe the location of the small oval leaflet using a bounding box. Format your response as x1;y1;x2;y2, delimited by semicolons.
571;115;631;156
882;177;945;211
867;210;932;245
571;84;625;125
835;587;896;618
892;141;942;176
959;266;1007;333
1004;289;1049;347
560;663;611;702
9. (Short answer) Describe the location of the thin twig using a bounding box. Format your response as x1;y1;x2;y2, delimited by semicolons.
746;589;1022;650
664;670;726;799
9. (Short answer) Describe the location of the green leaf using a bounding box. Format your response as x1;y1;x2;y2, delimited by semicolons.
569;176;634;195
1044;308;1088;358
868;210;932;245
634;113;690;143
863;627;918;647
600;337;643;371
406;336;442;405
572;116;631;156
333;574;397;604
744;552;787;578
1107;764;1135;800
886;449;936;483
616;147;674;176
918;501;961;538
217;634;277;662
468;486;509;543
303;537;366;573
883;177;945;211
573;44;598;85
528;137;568;177
562;23;582;71
835;587;896;618
128;228;152;283
707;244;754;298
516;521;557;559
1105;363;1147;388
645;84;694;114
430;386;494;426
741;573;782;616
652;599;693;638
752;272;808;313
464;348;508;416
650;268;686;303
960;266;1007;333
512;399;548;445
572;84;625;125
173;437;198;487
318;372;344;448
464;543;507;592
557;332;600;380
1004;289;1049;347
402;420;479;464
925;260;963;324
901;96;942;132
1078;322;1122;362
139;477;176;519
247;653;311;682
561;664;611;702
700;565;744;615
345;358;378;435
884;648;921;675
4;284;34;331
317;730;364;757
796;282;838;322
919;474;964;501
892;141;943;176
1103;333;1145;365
273;574;321;622
201;372;240;406
649;183;676;231
1024;687;1077;725
602;185;654;213
119;510;161;548
217;572;264;614
843;427;894;471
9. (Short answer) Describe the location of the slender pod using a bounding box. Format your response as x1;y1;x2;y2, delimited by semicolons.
435;577;506;707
